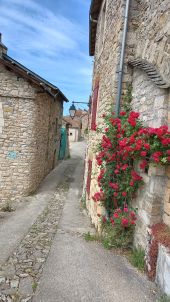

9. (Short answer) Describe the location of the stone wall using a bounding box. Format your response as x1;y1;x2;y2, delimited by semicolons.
81;114;89;139
132;70;170;248
156;244;170;295
86;0;126;225
86;0;170;231
0;63;63;206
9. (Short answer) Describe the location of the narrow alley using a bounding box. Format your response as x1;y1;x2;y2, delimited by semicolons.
0;142;160;302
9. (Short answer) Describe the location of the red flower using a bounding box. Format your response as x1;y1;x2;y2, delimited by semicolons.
130;181;134;186
97;213;101;217
110;217;115;225
140;151;147;157
167;150;170;155
114;192;118;197
109;182;119;190
140;160;148;170
144;143;150;150
114;169;119;174
122;192;127;197
128;118;136;127
152;151;162;163
92;192;101;202
120;111;126;116
102;216;107;223
122;164;128;171
124;207;128;213
121;218;129;227
131;170;142;181
130;211;136;220
113;212;119;218
161;138;170;146
129;112;140;119
129;135;136;144
119;138;128;147
130;220;136;225
157;125;168;137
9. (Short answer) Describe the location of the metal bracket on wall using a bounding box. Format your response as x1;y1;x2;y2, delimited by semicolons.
128;58;170;89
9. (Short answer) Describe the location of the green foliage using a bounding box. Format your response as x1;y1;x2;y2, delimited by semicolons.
84;128;89;135
32;281;38;292
81;194;86;209
84;232;99;242
101;221;134;249
93;109;170;215
122;85;133;112
128;248;145;272
156;294;170;302
1;203;14;212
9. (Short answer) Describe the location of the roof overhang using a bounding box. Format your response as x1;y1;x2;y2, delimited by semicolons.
0;54;69;102
89;0;103;56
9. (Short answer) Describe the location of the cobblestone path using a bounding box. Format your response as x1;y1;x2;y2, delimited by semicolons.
0;163;76;302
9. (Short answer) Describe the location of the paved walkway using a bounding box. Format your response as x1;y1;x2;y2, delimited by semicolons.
33;142;159;302
0;153;78;266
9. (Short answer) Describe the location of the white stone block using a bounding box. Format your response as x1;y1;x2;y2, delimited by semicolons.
156;245;170;296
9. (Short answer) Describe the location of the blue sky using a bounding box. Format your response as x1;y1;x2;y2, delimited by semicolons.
0;0;92;114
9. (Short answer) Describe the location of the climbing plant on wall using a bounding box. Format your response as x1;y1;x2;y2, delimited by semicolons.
92;109;170;216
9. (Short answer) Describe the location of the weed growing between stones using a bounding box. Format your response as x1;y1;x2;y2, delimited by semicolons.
1;203;14;212
84;232;99;242
156;294;170;302
128;248;145;272
81;194;86;210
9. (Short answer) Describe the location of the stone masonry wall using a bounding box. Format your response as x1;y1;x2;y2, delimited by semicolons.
86;0;170;237
132;70;170;247
86;0;127;227
0;63;62;206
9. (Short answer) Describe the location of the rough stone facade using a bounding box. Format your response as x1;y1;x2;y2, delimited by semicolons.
85;0;170;245
0;44;65;206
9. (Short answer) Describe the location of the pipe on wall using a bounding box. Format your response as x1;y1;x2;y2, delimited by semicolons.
115;0;131;117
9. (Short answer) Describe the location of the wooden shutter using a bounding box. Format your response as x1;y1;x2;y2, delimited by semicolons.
91;80;99;130
86;159;92;199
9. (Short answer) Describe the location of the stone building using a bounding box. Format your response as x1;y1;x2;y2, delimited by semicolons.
63;110;89;142
0;37;69;206
63;116;81;142
85;0;170;293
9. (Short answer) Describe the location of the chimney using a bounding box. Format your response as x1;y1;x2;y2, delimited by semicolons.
0;33;8;57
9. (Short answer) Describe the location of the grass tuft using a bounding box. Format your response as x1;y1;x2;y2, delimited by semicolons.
84;232;99;242
128;248;145;272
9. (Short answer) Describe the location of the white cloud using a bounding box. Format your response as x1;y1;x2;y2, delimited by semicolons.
0;0;92;113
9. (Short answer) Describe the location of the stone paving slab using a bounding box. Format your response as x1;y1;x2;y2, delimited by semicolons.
0;158;77;265
0;163;77;302
33;143;160;302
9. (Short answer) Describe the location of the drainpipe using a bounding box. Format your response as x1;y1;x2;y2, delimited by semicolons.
115;0;131;117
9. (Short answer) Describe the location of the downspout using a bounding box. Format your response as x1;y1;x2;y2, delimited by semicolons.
115;0;131;117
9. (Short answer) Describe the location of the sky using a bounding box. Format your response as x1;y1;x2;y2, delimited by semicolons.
0;0;93;114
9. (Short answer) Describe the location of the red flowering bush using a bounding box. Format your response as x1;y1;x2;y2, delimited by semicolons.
101;206;137;249
93;110;170;215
